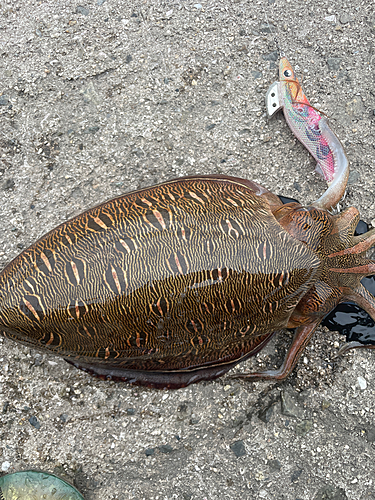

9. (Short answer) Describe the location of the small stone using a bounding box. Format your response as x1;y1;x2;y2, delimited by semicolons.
194;4;202;9
365;426;375;443
295;420;313;436
255;471;265;481
291;469;303;483
259;22;276;33
28;416;41;429
206;123;216;131
346;98;365;117
327;57;342;71
281;391;304;419
325;15;336;23
347;170;360;185
76;5;90;16
3;179;15;190
159;444;173;454
314;484;348;499
262;51;278;62
251;70;262;79
0;95;9;106
97;0;106;4
258;403;274;423
126;408;136;415
231;416;245;428
1;461;10;472
230;440;246;457
321;400;331;410
125;55;133;64
34;354;43;366
131;147;144;157
357;376;367;390
84;126;100;134
145;448;155;456
59;413;69;423
339;13;351;24
268;459;281;472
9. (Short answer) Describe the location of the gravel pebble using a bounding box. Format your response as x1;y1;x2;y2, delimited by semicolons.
357;375;367;390
262;50;279;62
365;426;375;443
314;485;348;499
76;6;90;16
268;459;281;472
230;440;246;458
339;13;351;24
1;462;11;472
327;57;342;71
3;179;15;190
0;95;9;106
280;391;304;419
28;416;41;429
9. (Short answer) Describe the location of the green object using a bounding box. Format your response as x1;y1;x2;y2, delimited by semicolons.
0;470;84;500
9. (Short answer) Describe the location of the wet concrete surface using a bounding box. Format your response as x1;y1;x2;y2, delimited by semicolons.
1;1;375;499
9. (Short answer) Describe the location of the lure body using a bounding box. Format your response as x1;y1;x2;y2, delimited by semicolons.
266;57;349;209
1;174;375;389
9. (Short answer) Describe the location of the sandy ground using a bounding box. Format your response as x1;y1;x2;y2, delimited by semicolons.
0;0;374;499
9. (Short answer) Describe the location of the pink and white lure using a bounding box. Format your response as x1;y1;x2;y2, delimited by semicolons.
266;57;349;210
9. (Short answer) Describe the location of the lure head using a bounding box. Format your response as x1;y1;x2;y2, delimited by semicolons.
265;57;305;117
278;57;309;107
279;57;299;83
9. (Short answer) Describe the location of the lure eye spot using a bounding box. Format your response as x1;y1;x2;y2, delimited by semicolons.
271;92;276;97
283;69;293;77
272;103;277;107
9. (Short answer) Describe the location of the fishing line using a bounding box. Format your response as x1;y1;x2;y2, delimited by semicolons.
261;2;284;58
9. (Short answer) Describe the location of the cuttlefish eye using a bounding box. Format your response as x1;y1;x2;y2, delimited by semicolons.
283;69;293;77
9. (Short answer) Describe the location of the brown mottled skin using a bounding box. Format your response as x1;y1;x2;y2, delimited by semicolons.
1;175;375;388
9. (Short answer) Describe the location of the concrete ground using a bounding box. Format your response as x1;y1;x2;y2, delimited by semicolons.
0;0;374;499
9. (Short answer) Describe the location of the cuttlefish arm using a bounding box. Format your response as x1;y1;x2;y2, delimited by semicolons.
266;57;349;211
